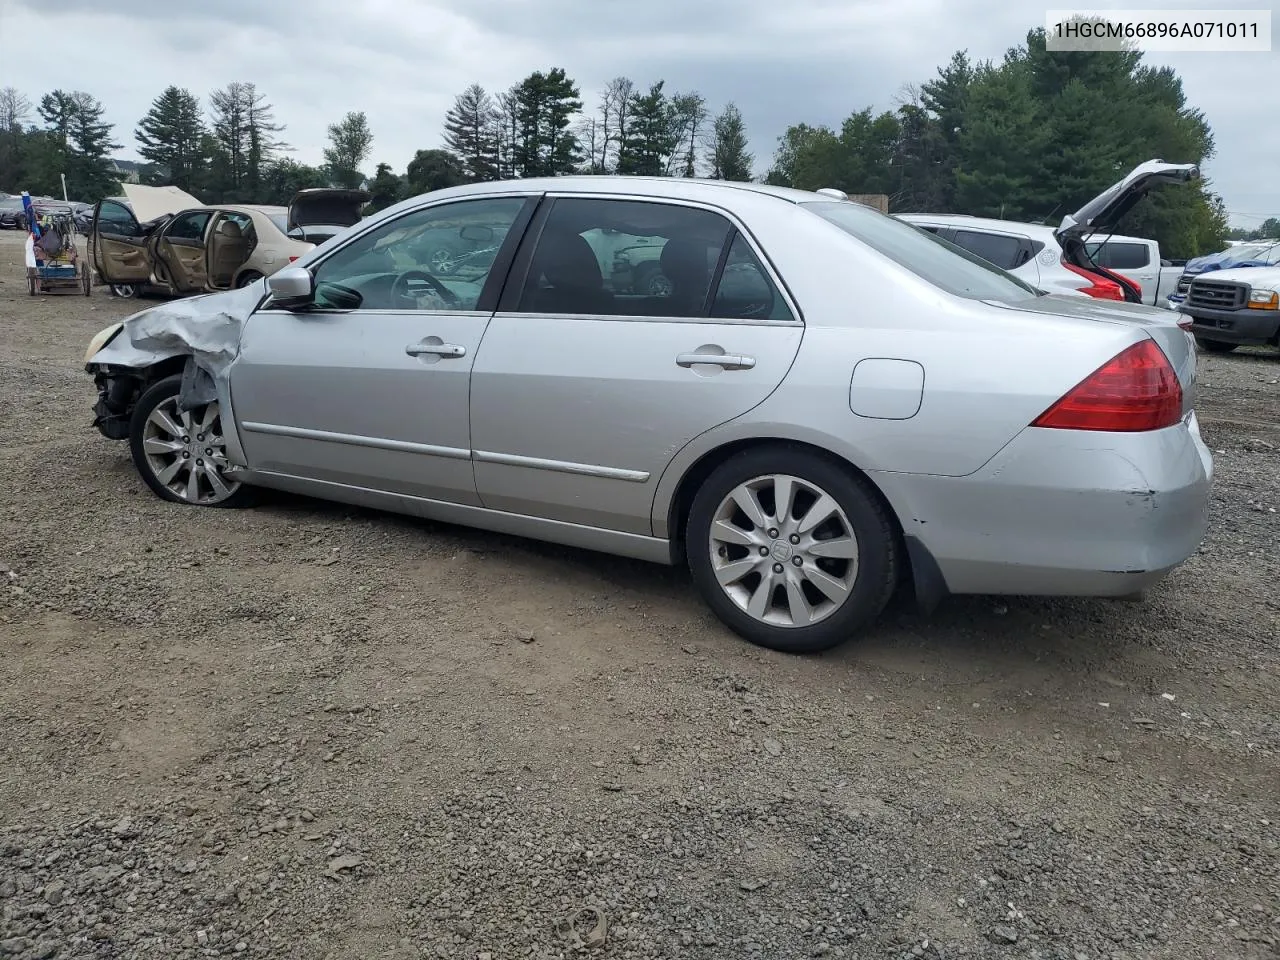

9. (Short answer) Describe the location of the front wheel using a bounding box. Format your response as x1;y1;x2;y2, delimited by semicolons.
128;374;252;508
111;284;137;299
686;446;899;654
1195;337;1237;354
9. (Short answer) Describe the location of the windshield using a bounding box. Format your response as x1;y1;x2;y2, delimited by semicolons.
1228;241;1280;263
803;201;1042;302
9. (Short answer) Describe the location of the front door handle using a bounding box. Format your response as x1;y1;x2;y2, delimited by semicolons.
676;352;755;370
406;341;466;358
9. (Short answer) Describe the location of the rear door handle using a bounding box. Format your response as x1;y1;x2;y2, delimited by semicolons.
676;352;755;370
406;342;466;358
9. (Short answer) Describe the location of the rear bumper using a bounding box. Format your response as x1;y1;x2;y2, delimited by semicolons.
1180;304;1280;345
872;414;1213;598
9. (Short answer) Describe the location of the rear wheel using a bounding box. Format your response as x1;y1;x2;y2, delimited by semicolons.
111;284;137;299
128;374;252;508
686;446;899;654
235;270;264;288
1195;337;1237;354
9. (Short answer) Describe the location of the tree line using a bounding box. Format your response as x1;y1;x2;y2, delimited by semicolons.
764;29;1231;257
0;24;1246;257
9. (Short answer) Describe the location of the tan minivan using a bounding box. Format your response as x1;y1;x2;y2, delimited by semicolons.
90;184;368;299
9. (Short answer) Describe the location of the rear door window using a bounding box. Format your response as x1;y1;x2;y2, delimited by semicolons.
514;197;734;318
949;229;1026;270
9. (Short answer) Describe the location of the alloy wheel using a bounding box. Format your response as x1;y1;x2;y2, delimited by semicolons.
141;397;241;505
708;473;860;628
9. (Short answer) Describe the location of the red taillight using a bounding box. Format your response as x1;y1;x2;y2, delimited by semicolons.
1062;260;1124;300
1176;317;1193;331
288;256;299;263
1032;339;1183;432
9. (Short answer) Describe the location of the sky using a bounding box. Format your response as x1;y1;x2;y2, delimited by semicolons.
0;0;1274;228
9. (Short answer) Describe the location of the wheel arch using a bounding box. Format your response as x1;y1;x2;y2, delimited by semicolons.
659;435;945;610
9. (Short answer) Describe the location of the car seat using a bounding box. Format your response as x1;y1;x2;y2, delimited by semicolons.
209;219;250;287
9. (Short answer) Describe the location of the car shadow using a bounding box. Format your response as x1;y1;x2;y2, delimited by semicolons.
253;486;1158;688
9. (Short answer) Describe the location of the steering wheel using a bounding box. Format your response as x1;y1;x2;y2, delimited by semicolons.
391;269;459;307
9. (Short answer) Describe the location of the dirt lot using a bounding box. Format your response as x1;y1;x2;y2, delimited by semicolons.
0;228;1277;960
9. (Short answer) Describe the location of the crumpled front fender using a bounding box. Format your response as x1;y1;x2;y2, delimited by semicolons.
85;280;269;466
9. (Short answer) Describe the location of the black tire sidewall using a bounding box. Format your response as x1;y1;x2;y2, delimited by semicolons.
236;271;263;289
686;446;898;654
128;374;251;509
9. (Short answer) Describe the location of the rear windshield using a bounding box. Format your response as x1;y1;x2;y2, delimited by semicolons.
801;201;1043;302
267;212;288;234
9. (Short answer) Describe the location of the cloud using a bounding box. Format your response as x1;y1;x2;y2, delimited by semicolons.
2;0;1273;225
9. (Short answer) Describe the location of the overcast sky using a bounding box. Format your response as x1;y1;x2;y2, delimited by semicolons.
1;0;1274;227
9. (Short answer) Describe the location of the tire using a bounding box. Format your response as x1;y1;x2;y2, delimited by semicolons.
632;261;671;296
1195;337;1237;354
128;374;253;509
686;445;899;654
111;284;137;299
235;270;264;289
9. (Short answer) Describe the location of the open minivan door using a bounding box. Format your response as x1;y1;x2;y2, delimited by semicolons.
286;188;370;245
1055;159;1199;304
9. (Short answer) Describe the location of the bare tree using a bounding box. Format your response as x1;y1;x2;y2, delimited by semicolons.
0;87;32;131
597;76;634;173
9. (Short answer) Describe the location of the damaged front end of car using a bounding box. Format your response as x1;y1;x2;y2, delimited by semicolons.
82;281;266;454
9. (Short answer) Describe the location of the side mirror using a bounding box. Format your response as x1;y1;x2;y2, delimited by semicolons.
267;265;314;306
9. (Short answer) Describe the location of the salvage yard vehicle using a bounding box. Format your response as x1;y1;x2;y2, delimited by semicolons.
1177;264;1280;353
90;183;368;299
83;169;1213;654
899;160;1197;306
1167;240;1280;309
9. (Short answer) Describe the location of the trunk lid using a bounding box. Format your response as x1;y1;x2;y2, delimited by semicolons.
286;189;370;243
1055;160;1198;242
120;183;205;223
1000;294;1198;408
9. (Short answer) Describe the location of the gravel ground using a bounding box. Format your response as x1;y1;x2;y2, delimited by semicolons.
1;230;1277;960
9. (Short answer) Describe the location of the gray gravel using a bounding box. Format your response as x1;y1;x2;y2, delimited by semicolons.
1;232;1278;959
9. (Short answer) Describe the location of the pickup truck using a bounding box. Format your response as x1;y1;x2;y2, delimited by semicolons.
1177;264;1280;353
1167;240;1280;309
1084;235;1184;307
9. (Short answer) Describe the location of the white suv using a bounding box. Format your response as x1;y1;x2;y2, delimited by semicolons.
898;160;1199;306
896;215;1109;298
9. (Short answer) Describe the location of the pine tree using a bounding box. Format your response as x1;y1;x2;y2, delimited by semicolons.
323;111;374;189
135;86;207;192
442;85;498;181
709;103;752;181
509;68;582;178
617;81;677;176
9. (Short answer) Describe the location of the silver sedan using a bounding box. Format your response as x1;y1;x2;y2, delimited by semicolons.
84;168;1213;654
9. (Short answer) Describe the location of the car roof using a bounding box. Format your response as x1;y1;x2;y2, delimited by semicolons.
421;175;825;206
